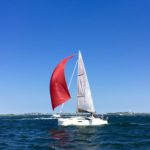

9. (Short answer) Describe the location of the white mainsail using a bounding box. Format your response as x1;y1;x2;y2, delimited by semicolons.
77;51;95;113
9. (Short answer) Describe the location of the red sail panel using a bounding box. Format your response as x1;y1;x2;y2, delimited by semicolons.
50;55;74;110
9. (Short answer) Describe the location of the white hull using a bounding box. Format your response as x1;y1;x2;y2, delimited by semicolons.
57;116;108;126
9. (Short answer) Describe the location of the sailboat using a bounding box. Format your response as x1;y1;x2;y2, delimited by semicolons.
50;51;108;126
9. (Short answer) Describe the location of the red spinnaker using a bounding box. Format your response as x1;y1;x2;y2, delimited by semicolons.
50;55;74;110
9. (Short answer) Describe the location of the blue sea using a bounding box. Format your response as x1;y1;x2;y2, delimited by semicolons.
0;114;150;150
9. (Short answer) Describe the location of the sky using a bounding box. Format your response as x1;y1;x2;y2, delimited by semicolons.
0;0;150;114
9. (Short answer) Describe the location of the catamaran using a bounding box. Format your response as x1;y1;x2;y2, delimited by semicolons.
50;51;108;126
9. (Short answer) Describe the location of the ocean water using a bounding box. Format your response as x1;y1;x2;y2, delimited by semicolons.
0;114;150;150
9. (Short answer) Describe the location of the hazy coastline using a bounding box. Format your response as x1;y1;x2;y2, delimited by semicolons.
0;112;150;116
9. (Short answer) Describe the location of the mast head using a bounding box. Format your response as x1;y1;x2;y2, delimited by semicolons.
78;50;82;58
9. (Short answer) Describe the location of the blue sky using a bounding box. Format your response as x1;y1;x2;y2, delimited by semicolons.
0;0;150;114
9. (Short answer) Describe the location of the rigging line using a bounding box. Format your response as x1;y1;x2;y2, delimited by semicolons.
59;59;78;114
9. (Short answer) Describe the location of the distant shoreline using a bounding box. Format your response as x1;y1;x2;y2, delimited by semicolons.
0;112;150;116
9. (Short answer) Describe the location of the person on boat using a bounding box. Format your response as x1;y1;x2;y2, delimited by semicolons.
91;112;97;118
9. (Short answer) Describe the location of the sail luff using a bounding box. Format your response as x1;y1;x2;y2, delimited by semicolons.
77;51;95;113
50;55;74;110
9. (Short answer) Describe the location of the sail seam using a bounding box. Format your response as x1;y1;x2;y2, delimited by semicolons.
77;95;84;97
78;73;84;76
